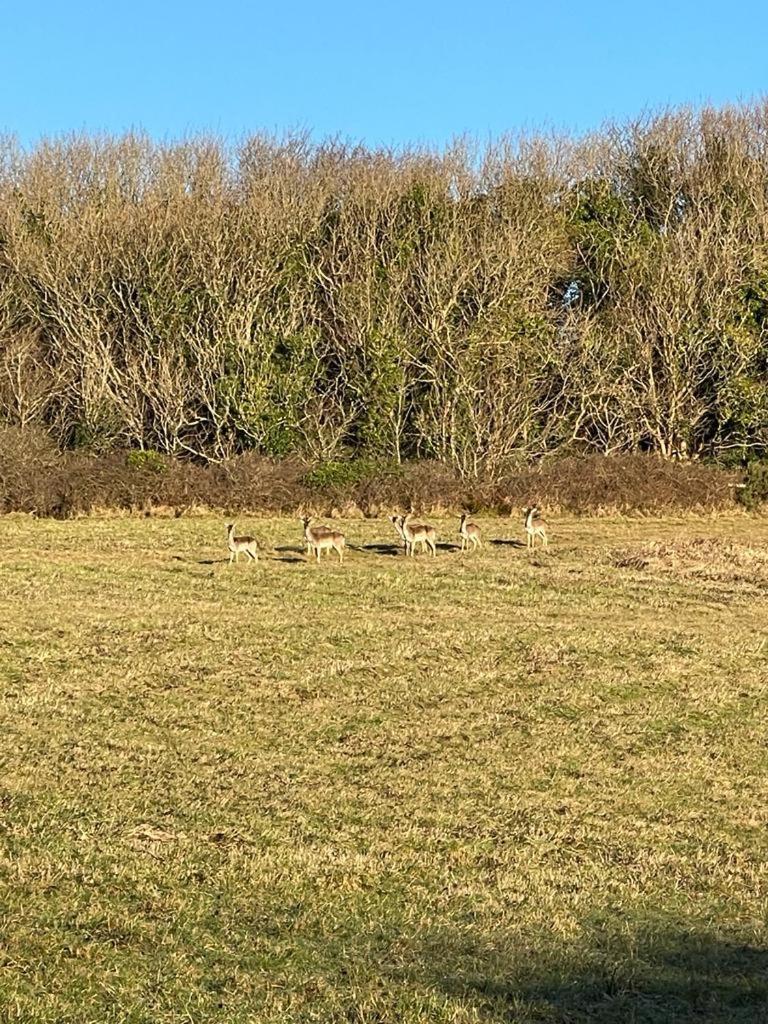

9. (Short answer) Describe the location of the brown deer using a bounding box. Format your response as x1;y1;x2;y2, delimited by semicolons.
226;523;259;564
402;513;437;557
459;512;482;553
524;507;548;551
302;516;346;564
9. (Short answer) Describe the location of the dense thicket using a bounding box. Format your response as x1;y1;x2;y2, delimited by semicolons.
1;104;767;473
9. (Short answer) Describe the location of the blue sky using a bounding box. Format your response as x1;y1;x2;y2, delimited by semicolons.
4;1;767;147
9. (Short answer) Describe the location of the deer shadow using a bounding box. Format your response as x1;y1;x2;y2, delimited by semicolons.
171;555;231;566
362;542;404;557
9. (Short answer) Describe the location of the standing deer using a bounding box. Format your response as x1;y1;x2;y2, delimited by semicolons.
524;507;548;551
226;523;259;564
459;512;482;552
401;513;437;557
389;514;407;552
302;516;346;564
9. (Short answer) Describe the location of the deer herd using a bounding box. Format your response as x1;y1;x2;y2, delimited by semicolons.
226;508;549;565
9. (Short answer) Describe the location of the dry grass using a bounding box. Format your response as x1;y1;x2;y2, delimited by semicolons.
0;513;767;1023
611;536;768;585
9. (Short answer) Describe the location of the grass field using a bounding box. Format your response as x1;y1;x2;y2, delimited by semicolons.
1;512;766;1023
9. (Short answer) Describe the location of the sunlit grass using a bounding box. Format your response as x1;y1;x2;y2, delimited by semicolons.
1;513;766;1023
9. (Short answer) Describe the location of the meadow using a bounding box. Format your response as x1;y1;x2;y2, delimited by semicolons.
0;512;766;1023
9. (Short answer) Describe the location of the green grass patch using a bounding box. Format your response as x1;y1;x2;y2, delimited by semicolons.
0;513;767;1022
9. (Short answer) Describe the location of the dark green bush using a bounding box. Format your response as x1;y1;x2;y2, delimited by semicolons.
126;450;167;475
302;459;403;492
737;461;768;510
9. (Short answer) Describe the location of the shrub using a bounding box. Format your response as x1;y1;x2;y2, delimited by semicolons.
0;426;61;514
502;455;739;515
737;460;768;510
301;459;406;514
303;460;373;491
126;450;168;474
0;429;747;518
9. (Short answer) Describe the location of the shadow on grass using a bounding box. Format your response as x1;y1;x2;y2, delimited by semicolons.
361;542;403;557
362;541;462;556
171;555;231;565
490;538;526;548
406;924;768;1024
356;540;462;557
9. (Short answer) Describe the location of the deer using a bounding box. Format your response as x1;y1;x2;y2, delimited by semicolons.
301;516;346;564
389;514;408;553
226;523;259;564
401;513;437;557
459;511;482;552
524;507;548;551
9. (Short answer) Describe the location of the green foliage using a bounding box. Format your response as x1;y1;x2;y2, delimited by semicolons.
737;460;768;509
739;272;768;331
717;374;768;446
303;458;403;491
69;418;120;455
126;449;167;474
569;178;659;307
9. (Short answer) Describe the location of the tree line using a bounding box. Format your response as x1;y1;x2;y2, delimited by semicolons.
1;103;767;473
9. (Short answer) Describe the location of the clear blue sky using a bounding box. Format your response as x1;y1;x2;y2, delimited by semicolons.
4;1;767;147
